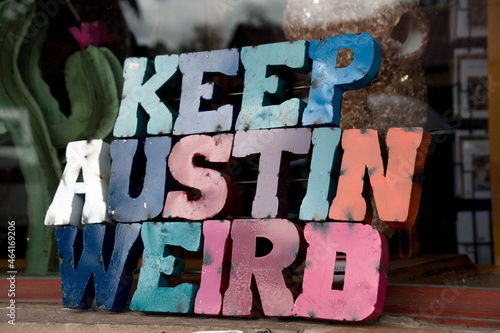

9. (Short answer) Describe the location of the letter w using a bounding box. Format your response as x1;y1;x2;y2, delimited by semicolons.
55;224;143;310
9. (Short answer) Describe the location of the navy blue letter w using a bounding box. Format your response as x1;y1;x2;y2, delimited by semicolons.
56;224;143;311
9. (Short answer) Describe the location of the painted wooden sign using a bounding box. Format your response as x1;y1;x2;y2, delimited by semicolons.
45;33;431;323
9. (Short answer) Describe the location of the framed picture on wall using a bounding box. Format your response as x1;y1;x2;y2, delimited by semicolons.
461;136;490;199
452;49;488;119
454;130;490;199
460;58;488;118
450;0;487;39
456;210;493;265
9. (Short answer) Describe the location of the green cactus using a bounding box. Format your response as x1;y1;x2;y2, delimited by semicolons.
0;0;123;274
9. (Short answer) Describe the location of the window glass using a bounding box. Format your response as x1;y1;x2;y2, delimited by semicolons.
0;0;496;289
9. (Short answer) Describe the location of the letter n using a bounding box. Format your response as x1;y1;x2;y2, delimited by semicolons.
329;128;430;229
